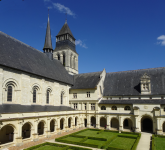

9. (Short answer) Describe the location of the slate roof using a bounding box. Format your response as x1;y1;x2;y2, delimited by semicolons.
43;15;53;50
99;99;165;104
104;67;165;96
0;31;73;85
71;71;102;89
0;104;74;114
57;22;75;39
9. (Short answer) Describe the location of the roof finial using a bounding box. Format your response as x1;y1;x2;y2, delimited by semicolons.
65;12;67;24
48;8;49;17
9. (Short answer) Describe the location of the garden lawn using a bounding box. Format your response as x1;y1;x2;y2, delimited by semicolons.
34;145;62;150
83;139;106;148
63;136;83;142
108;137;136;150
154;137;165;150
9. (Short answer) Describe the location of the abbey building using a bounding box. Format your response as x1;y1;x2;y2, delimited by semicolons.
0;15;165;149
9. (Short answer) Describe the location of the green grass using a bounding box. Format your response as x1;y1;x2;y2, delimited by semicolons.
154;137;165;150
34;145;62;150
63;136;83;142
108;137;136;150
83;139;106;148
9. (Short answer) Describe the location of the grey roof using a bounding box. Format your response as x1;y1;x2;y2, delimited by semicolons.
0;31;73;85
104;67;165;96
99;99;165;104
43;15;53;50
57;22;75;39
0;104;74;114
71;71;102;89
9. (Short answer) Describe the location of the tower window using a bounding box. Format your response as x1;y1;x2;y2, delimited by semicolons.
33;89;37;103
46;90;49;104
7;86;12;102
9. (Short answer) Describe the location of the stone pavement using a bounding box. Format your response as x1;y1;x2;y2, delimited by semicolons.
7;127;85;150
136;132;152;150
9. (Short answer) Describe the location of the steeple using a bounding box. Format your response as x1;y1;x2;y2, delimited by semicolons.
43;12;53;59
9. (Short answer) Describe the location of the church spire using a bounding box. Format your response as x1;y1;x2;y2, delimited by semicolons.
43;12;53;51
43;11;53;59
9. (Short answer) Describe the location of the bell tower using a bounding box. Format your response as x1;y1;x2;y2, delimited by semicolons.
53;20;78;75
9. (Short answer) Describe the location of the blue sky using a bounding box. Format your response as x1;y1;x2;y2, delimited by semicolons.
1;0;165;74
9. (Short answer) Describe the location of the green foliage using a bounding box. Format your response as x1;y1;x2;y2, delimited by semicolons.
104;130;119;133
131;133;141;150
97;130;104;134
152;134;155;150
118;135;137;139
80;136;88;142
88;136;107;141
101;135;117;149
107;146;125;150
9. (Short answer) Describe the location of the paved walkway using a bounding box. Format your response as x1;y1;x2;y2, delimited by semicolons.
136;132;152;150
47;139;102;150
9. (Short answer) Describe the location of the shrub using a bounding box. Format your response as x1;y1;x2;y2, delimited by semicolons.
101;135;117;149
88;136;107;141
72;135;86;138
97;130;104;134
80;136;88;142
131;133;141;150
118;135;137;139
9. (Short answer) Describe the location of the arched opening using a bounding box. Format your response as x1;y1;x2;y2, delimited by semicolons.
50;120;55;132
58;54;60;60
100;117;107;128
68;118;71;128
163;122;165;132
111;118;119;129
22;123;31;139
141;116;153;133
32;86;39;103
38;122;44;135
124;106;131;110
101;106;106;110
91;116;96;127
75;117;77;126
60;118;64;130
112;106;117;110
46;89;50;104
84;119;87;127
123;119;133;130
0;125;14;144
63;54;65;66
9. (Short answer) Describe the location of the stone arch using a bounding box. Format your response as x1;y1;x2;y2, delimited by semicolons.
0;124;15;144
141;115;153;133
22;122;31;139
123;118;133;130
75;117;78;126
38;120;45;135
162;121;165;132
50;119;55;132
100;117;107;128
91;116;96;127
110;117;119;129
68;117;72;128
60;118;65;130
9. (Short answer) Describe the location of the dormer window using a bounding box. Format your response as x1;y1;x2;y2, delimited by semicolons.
140;73;151;94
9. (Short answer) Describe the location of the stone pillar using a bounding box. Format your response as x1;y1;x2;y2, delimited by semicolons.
96;115;99;129
65;117;68;131
72;116;75;129
119;116;123;132
134;117;139;132
60;54;63;64
157;118;162;135
15;121;23;146
87;102;89;111
57;118;61;132
106;116;110;130
46;118;51;138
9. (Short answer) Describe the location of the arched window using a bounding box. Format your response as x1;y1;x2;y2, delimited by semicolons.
112;106;117;110
101;106;106;110
7;86;12;101
46;90;49;104
58;54;60;60
124;106;131;110
61;92;64;104
33;89;36;103
63;54;65;66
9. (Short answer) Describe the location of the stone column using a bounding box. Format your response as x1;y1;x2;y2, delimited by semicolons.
134;117;139;132
60;54;63;64
72;116;75;129
65;117;68;131
15;121;23;146
106;116;110;130
157;118;162;135
57;118;61;133
46;118;51;138
119;116;123;132
96;115;99;129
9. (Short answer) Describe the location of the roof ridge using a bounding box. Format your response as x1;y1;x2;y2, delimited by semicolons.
76;71;102;75
107;67;165;74
0;31;43;54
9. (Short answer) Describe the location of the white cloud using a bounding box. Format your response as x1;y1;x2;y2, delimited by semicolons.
75;39;88;49
52;3;75;17
157;35;165;46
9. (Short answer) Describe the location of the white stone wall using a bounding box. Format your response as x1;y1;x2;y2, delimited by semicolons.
0;66;70;106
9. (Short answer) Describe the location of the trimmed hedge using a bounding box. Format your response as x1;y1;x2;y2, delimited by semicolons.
152;134;155;150
80;136;88;142
107;146;125;150
88;136;107;141
71;135;86;138
101;135;117;149
97;130;104;134
131;133;141;150
24;142;92;150
118;135;137;139
121;131;140;135
104;130;119;133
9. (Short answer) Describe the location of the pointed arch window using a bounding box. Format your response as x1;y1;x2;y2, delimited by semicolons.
7;86;12;102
